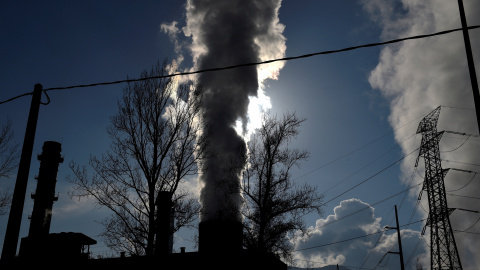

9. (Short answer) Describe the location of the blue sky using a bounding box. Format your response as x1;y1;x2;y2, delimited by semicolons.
1;1;479;269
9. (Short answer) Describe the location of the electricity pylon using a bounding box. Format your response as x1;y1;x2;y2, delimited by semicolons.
415;106;462;270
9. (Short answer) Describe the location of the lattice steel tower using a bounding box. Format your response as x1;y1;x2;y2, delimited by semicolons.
415;106;462;270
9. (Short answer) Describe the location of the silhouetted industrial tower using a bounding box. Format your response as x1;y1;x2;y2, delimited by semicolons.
415;106;462;270
28;141;63;237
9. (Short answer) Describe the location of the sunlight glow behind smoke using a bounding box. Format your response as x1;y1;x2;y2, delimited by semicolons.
234;4;287;141
235;87;272;140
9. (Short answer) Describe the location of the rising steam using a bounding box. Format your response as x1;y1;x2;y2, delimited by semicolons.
165;0;287;222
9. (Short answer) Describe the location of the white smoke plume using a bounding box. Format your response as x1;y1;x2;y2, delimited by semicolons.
362;0;480;269
179;0;286;222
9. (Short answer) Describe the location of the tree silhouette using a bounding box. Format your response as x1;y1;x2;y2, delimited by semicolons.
68;60;208;256
416;257;424;270
0;120;19;215
240;111;324;263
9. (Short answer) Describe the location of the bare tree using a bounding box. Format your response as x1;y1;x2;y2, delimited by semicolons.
240;111;324;262
0;120;19;215
68;60;208;256
416;257;423;270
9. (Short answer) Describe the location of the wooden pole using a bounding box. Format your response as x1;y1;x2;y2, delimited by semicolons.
1;84;43;260
394;205;405;270
457;0;480;133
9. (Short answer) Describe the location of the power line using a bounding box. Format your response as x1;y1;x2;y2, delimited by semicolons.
398;168;421;220
322;135;411;194
359;231;384;270
294;219;426;253
294;230;385;252
320;183;422;230
443;134;480;142
301;184;425;269
442;159;480;167
404;237;423;268
447;172;477;192
323;147;420;205
0;92;33;105
407;196;423;228
399;219;427;228
374;253;391;269
0;89;50;106
292;260;376;270
339;265;375;270
457;216;480;232
294;218;427;268
293;128;418;182
291;105;437;182
441;105;475;111
440;135;470;153
360;182;422;270
444;130;480;137
2;25;479;105
453;208;480;214
454;230;480;235
40;25;480;91
447;193;480;200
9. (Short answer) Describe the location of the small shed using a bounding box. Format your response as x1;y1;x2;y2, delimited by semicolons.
20;232;97;259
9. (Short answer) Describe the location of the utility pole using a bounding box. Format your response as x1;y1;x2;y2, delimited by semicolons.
457;0;480;133
1;84;43;260
385;205;405;270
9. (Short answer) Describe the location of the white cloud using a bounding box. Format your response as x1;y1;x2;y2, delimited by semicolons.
362;0;480;269
160;20;182;54
178;174;200;199
52;191;97;218
292;199;427;269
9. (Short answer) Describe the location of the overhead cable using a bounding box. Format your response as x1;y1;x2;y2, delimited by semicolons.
444;130;480;137
441;135;470;153
441;105;475;111
447;172;477;192
447;193;480;200
0;92;33;105
454;230;480;235
404;237;423;268
320;183;422;229
323;147;420;205
1;25;479;105
42;25;480;91
458;216;480;232
442;159;480;167
294;230;385;252
293;218;426;252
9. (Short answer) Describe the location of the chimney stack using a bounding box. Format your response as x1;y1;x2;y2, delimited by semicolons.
28;141;63;237
199;220;243;253
19;141;63;258
154;191;174;255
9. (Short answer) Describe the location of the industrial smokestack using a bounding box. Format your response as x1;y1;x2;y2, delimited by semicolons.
28;141;63;237
155;191;174;255
181;0;286;252
19;141;63;258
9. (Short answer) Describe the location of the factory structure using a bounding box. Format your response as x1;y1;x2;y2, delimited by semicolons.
0;140;287;270
13;141;97;260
